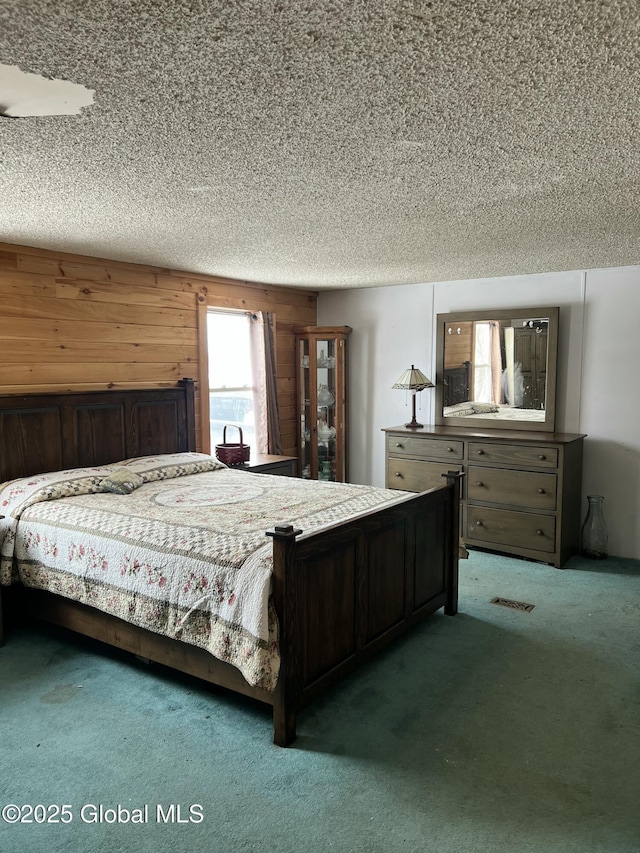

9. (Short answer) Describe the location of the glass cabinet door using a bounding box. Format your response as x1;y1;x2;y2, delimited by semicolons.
295;326;351;482
298;336;313;479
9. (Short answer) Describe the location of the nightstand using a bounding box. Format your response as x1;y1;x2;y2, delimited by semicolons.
235;454;297;476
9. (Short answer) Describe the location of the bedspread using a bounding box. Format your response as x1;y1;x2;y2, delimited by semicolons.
0;453;406;691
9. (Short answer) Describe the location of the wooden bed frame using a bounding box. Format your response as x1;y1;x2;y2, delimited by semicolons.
0;379;461;746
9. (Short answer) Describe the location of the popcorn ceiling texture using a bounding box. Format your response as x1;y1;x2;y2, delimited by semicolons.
0;0;639;288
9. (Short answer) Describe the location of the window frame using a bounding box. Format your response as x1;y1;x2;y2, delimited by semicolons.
206;307;258;454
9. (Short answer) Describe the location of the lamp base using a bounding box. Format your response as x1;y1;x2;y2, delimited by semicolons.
403;388;426;429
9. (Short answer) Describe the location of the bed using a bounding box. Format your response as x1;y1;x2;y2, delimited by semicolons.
443;401;546;422
0;380;461;745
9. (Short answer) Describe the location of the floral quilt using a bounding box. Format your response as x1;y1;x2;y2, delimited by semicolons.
0;453;406;691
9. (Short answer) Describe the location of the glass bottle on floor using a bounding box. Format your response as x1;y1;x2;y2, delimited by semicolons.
580;495;608;559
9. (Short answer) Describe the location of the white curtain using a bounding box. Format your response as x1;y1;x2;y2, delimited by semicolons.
474;323;492;402
474;321;504;404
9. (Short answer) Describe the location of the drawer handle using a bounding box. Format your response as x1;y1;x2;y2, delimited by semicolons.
536;529;544;536
538;454;546;460
476;481;484;487
475;520;483;527
538;488;545;494
477;449;485;455
394;471;403;478
395;442;404;448
447;447;455;453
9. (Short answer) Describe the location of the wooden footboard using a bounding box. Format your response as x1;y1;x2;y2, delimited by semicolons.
268;472;461;746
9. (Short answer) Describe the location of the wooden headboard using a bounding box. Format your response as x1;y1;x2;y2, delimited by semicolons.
443;362;472;407
0;379;196;483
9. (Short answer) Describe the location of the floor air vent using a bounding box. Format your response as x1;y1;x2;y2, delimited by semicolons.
490;597;535;612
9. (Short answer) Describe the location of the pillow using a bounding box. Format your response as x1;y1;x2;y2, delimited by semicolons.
99;467;144;495
469;402;500;414
116;453;227;482
444;401;500;417
445;405;476;417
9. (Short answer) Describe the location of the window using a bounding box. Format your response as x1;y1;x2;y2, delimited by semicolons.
207;310;256;450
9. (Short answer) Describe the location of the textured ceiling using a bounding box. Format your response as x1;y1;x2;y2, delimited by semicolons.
1;1;639;289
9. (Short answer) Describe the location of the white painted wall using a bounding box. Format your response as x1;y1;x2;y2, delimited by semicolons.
318;266;640;559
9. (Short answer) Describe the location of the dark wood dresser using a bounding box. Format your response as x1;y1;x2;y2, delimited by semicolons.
383;425;585;568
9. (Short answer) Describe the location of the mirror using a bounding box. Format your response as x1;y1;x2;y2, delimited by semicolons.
435;306;559;432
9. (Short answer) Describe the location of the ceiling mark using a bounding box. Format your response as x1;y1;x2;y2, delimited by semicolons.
0;64;94;117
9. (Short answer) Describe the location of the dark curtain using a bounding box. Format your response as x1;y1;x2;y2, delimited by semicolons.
249;311;283;455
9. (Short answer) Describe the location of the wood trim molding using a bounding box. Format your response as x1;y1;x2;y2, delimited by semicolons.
196;295;211;454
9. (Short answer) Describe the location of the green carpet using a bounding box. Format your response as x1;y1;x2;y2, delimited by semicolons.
1;551;638;853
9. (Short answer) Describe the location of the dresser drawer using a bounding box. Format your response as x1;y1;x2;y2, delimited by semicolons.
468;442;558;468
387;435;463;461
387;458;463;492
467;466;557;510
466;506;556;553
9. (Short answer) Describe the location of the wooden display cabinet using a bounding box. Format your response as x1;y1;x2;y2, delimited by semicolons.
294;326;351;482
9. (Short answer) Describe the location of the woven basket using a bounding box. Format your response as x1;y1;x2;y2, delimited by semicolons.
215;425;250;466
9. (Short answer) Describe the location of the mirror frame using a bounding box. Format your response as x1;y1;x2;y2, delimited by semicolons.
435;306;559;432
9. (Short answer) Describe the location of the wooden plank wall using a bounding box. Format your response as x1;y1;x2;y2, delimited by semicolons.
443;320;473;369
0;242;317;457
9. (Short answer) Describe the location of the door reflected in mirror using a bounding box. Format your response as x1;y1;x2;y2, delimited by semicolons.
435;307;559;432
